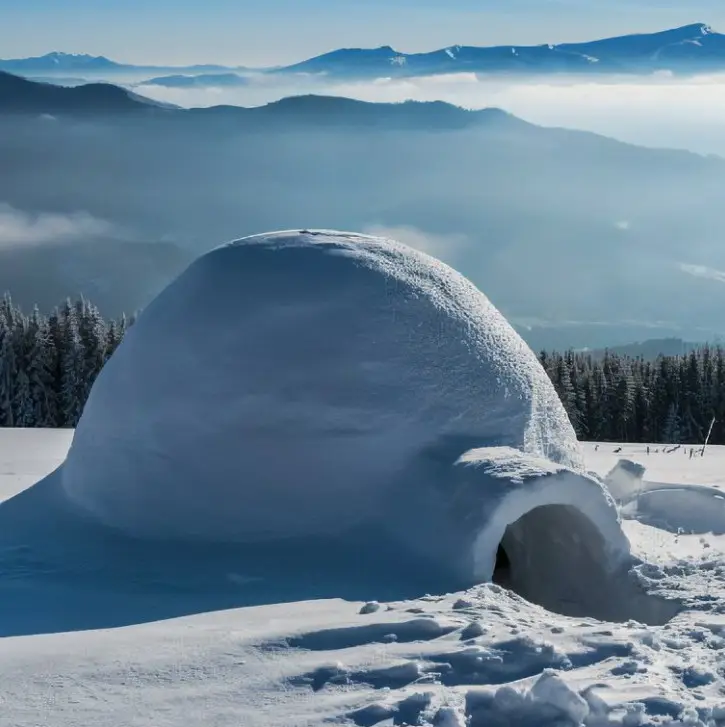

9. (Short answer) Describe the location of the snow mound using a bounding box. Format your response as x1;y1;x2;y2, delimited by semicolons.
57;230;650;616
626;485;725;535
63;229;582;540
604;458;646;503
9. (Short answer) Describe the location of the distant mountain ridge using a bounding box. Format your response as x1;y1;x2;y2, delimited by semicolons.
277;22;725;78
0;51;240;75
0;71;169;114
142;72;251;88
3;62;725;348
2;23;724;80
0;52;120;73
0;71;177;114
0;71;522;129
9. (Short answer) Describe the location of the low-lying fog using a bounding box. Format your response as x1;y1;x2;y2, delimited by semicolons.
5;68;725;347
133;71;725;157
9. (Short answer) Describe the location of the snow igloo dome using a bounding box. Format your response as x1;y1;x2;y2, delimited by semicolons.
62;230;634;612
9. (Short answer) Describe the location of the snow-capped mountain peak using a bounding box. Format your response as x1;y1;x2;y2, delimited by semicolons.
0;51;120;73
43;51;115;65
271;22;725;80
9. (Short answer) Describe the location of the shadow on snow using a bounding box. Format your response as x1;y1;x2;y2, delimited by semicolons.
0;469;465;637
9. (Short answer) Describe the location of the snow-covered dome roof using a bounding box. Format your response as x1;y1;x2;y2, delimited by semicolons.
61;230;584;547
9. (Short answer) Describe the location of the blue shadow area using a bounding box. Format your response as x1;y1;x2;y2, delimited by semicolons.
0;470;464;637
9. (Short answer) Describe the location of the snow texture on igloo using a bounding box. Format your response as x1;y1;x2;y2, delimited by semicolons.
62;230;590;555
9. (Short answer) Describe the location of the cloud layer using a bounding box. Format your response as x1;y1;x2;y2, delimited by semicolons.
0;204;114;248
679;263;725;284
135;71;725;157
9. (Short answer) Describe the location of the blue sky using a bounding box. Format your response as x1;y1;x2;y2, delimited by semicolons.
0;0;723;66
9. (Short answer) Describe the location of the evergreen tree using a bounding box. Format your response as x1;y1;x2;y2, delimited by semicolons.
11;313;34;427
59;300;86;427
0;302;17;427
75;297;108;408
26;307;58;427
663;403;682;444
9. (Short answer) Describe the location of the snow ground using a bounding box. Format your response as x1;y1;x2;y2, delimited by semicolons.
0;427;73;498
584;442;725;491
0;432;724;726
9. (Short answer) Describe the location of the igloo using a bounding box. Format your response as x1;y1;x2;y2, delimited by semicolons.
61;230;639;618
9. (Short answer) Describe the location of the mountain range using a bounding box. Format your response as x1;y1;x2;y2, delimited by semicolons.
0;70;522;130
0;71;177;115
0;51;240;76
277;22;725;79
2;23;725;83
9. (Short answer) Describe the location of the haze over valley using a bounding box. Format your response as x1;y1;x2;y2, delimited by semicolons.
3;23;725;349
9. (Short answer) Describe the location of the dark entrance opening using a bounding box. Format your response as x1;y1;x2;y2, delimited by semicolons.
489;504;679;625
493;543;511;589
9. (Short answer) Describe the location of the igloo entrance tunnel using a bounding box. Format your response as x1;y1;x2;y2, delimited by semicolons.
61;230;670;622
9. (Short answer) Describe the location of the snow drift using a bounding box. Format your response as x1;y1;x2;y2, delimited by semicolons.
604;458;646;504
61;230;639;615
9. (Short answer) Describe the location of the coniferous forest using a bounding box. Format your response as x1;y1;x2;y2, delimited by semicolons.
0;295;131;428
539;349;725;445
0;293;724;444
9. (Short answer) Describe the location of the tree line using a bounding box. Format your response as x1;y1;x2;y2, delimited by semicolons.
0;295;130;428
0;292;724;444
540;348;725;445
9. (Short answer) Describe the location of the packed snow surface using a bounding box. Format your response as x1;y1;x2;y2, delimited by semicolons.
61;229;590;585
3;230;724;724
0;435;725;725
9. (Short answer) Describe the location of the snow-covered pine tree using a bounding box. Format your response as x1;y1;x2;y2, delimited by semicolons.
11;312;35;427
663;402;682;444
106;320;121;362
26;306;58;427
613;360;635;442
632;370;650;442
589;362;608;441
59;299;86;427
0;294;23;427
75;297;108;408
649;356;675;442
46;309;66;426
552;356;575;421
0;304;13;427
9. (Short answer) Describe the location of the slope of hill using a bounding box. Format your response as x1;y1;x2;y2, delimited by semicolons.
0;73;521;129
187;95;524;130
0;71;174;114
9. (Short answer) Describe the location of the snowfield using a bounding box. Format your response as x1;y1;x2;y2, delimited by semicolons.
1;232;724;726
0;440;724;725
